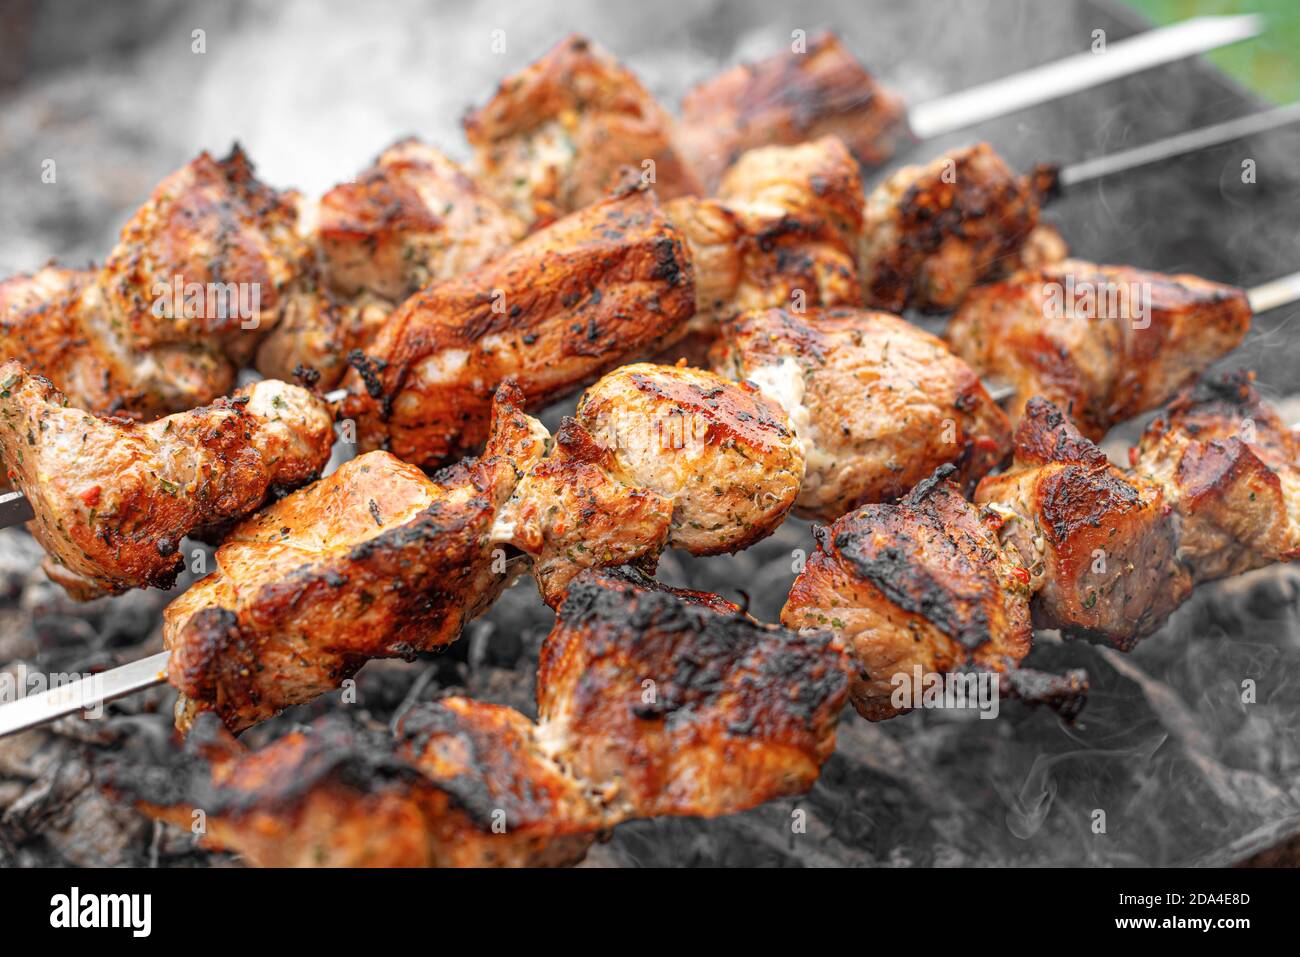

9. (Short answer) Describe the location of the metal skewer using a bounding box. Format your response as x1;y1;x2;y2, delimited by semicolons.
0;547;536;738
1056;101;1300;189
908;15;1263;140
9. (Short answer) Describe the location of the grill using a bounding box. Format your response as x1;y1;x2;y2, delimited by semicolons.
0;0;1297;867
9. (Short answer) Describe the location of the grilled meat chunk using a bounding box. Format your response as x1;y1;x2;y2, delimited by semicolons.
493;416;673;606
782;467;1032;720
99;145;315;368
0;360;334;600
0;265;236;418
257;140;525;388
316;138;524;302
679;31;910;191
573;363;804;554
464;34;700;225
252;278;379;388
537;566;851;818
1;266;129;416
998;223;1069;276
975;398;1191;649
860;143;1040;312
1133;372;1300;582
341;184;695;467
711;307;1010;521
663;134;863;345
716;135;866;256
164;384;546;733
112;707;604;867
947;260;1252;439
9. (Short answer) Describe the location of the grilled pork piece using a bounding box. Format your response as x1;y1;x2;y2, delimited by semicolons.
492;416;674;607
257;139;525;388
0;265;237;419
492;363;803;605
1132;372;1300;583
118;567;849;866
2;148;324;416
100;145;317;369
164;383;547;733
316;138;524;302
650;135;865;362
539;565;851;817
974;399;1187;650
341;183;695;467
110;707;605;867
946;260;1252;440
572;363;804;554
0;360;334;601
678;31;910;191
710;307;1010;521
782;466;1033;720
860;143;1041;313
464;34;701;225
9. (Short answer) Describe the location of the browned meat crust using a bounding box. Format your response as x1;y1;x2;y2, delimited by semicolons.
573;362;804;554
947;260;1252;439
711;306;1010;521
860;143;1040;313
107;707;604;867
538;566;851;818
99;145;314;368
465;34;701;224
782;467;1033;720
493;416;673;607
164;383;546;733
316;138;524;302
1133;371;1299;583
0;360;334;600
975;398;1191;649
679;134;866;335
679;32;911;191
340;184;695;467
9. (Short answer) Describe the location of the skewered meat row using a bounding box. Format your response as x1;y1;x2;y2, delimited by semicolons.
944;259;1253;440
0;361;334;600
167;364;805;732
340;166;862;468
709;305;1011;522
783;372;1299;720
108;565;850;867
678;31;912;193
0;276;1251;608
0;138;526;418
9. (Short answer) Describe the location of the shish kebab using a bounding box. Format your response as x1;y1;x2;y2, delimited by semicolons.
1;352;1296;740
5;238;1294;608
2;125;1298;599
101;565;853;868
6;104;1295;550
0;22;1278;427
98;365;1297;868
472;20;1262;217
0;23;1287;435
